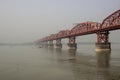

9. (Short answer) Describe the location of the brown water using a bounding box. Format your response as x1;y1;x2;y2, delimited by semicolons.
0;44;120;80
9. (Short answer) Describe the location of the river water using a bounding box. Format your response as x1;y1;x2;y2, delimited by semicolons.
0;44;120;80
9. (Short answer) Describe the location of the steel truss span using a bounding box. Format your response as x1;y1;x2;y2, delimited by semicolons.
37;9;120;44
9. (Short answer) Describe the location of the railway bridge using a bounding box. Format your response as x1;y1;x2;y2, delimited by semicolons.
36;9;120;51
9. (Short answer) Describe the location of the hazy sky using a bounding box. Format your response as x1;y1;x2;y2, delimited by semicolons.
0;0;120;43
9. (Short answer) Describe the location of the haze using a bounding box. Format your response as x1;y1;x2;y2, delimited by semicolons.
0;0;120;43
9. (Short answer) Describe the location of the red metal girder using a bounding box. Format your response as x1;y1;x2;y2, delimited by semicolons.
39;9;120;42
101;9;120;29
70;21;101;36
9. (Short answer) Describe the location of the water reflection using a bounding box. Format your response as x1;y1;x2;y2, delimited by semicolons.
96;68;112;80
68;49;76;57
55;48;62;53
95;50;111;80
47;47;54;52
66;49;112;80
96;50;111;68
43;47;120;80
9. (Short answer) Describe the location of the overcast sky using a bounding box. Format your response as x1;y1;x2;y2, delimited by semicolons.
0;0;120;43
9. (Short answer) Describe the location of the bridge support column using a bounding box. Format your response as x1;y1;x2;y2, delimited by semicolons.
55;39;62;49
67;37;77;50
48;40;54;48
95;31;111;51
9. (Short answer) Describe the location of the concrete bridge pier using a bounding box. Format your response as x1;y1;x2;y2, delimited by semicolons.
67;37;77;50
95;43;111;51
55;39;62;49
95;31;111;51
48;40;54;48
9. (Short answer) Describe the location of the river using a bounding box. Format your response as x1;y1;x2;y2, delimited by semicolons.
0;44;120;80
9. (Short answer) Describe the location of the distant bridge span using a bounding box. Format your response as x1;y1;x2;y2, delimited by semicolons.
37;9;120;51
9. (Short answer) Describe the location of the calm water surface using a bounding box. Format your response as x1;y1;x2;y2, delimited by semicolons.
0;44;120;80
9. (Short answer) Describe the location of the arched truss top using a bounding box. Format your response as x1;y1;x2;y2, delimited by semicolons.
47;34;57;40
57;30;70;38
71;21;101;35
45;30;71;41
101;9;120;28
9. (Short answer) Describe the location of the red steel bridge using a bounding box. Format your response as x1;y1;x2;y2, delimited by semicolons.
36;9;120;50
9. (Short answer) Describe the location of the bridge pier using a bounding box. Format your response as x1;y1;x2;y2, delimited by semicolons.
55;39;62;49
95;31;111;51
95;43;111;51
67;37;77;50
48;40;54;48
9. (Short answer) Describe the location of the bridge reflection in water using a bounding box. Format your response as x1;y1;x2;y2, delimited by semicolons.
96;51;111;80
96;50;111;68
53;48;115;80
54;48;111;68
95;50;114;80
